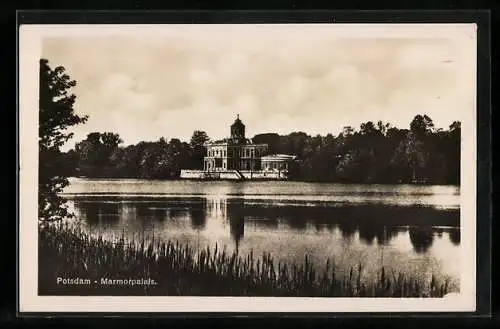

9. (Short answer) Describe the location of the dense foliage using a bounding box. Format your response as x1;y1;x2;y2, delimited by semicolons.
255;115;460;184
39;59;88;221
68;115;460;184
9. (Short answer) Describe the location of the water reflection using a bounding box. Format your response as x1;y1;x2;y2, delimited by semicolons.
227;200;245;253
409;227;435;253
338;221;356;239
72;195;460;257
449;228;460;245
358;225;400;246
190;207;207;231
75;201;121;227
248;218;279;230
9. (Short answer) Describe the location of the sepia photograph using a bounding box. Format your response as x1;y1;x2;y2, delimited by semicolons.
19;22;478;313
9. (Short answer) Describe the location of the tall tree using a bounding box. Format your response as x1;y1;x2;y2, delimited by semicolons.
101;132;123;151
75;133;102;169
189;130;209;169
410;114;435;140
252;133;280;154
75;132;123;172
39;59;88;221
447;121;461;184
392;131;429;182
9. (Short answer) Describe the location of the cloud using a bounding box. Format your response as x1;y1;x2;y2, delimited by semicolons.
42;27;475;150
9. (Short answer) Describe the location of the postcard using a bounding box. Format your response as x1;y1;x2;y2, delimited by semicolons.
19;22;478;313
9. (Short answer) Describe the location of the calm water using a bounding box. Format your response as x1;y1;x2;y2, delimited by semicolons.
62;178;461;286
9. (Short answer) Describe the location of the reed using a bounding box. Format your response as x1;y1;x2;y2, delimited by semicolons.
38;223;454;297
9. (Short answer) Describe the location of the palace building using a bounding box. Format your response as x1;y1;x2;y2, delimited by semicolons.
181;115;298;180
203;115;269;172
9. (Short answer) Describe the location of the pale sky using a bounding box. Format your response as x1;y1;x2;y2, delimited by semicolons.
40;24;476;150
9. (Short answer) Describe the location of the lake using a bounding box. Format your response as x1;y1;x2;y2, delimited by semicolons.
62;178;461;289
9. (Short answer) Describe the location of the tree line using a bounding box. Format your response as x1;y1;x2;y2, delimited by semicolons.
253;115;460;184
65;131;208;179
64;114;460;185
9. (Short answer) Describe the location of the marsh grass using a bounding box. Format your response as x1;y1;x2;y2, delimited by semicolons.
38;223;453;297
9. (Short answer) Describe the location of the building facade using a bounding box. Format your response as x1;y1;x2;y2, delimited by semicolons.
261;154;298;171
180;115;298;180
203;115;269;172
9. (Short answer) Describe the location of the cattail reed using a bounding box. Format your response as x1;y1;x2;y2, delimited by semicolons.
38;224;455;297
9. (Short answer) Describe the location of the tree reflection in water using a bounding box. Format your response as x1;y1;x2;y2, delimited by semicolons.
358;224;377;245
74;200;120;227
286;216;308;231
409;227;435;253
249;218;278;230
377;226;399;246
338;220;357;240
357;224;399;246
449;228;460;246
75;195;460;258
189;201;207;231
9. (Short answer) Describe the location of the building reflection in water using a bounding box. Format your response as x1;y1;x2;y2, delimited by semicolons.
227;200;245;253
205;196;228;221
205;196;245;253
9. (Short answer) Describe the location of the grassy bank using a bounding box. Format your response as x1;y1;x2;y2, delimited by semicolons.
39;224;454;297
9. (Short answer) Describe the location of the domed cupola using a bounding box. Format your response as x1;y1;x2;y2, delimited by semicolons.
230;114;246;144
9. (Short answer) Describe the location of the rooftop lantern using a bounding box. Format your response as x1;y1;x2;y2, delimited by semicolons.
230;114;246;144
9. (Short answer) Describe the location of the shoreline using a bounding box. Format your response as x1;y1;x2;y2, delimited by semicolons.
67;176;460;187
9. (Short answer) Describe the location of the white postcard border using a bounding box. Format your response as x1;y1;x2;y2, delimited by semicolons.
19;24;477;313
